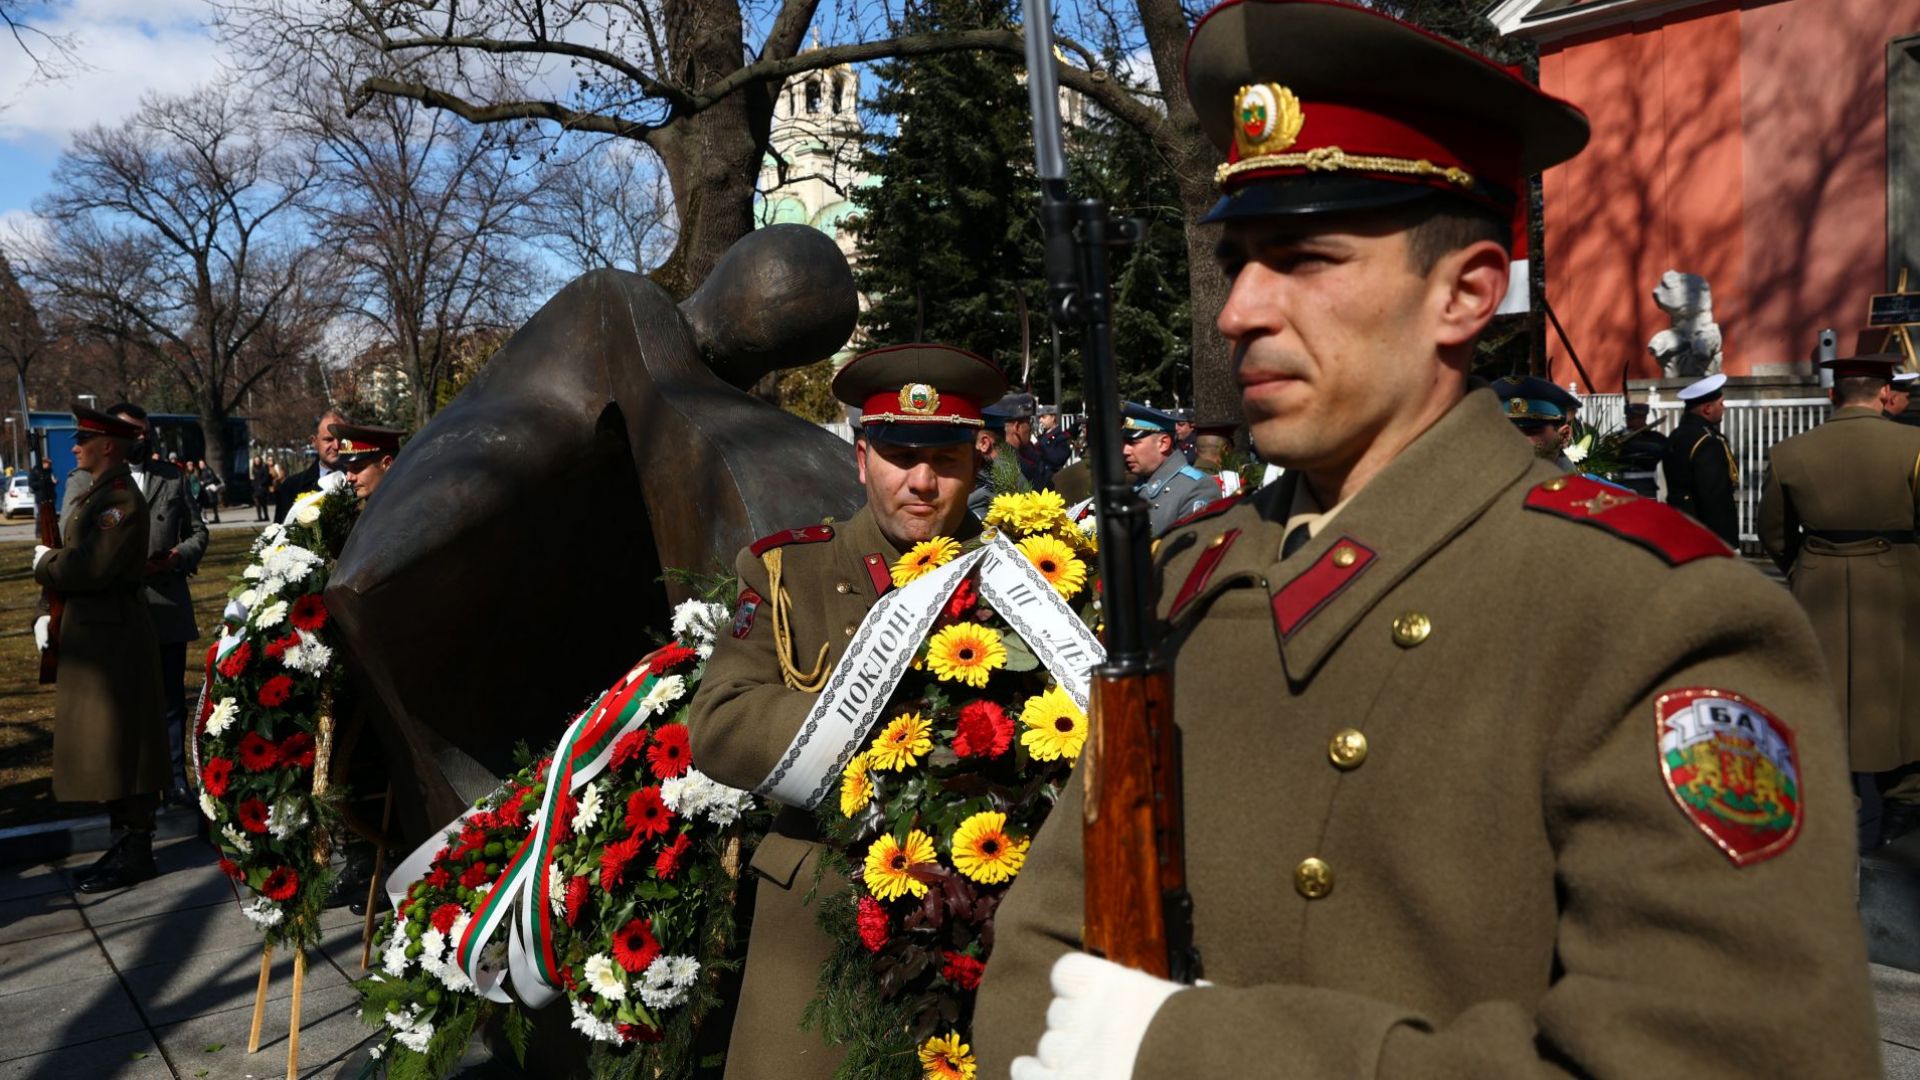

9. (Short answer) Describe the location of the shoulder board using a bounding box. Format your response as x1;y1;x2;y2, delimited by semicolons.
111;478;128;491
750;524;835;557
1168;493;1246;532
1523;475;1731;566
1178;465;1208;481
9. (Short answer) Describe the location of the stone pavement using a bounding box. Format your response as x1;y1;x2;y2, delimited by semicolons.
3;833;1920;1077
0;836;377;1079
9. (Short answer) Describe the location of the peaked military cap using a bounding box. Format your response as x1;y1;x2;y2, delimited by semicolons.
330;422;404;464
1120;402;1180;440
1677;373;1727;404
1185;0;1590;223
1819;353;1901;381
72;403;142;440
833;343;1008;447
1894;372;1919;389
1492;376;1575;423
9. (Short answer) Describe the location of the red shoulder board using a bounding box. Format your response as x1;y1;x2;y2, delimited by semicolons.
750;524;835;557
1168;493;1244;532
1523;476;1731;566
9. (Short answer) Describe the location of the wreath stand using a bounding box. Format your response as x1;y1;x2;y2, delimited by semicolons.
246;692;334;1078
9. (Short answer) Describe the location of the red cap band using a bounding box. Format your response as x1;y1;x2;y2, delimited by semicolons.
859;384;984;426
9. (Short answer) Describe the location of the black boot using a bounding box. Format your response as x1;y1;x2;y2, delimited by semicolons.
78;831;157;893
76;833;129;882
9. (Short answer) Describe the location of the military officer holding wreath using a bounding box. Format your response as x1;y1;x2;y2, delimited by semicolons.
688;343;1006;1079
35;405;167;893
1661;372;1740;547
972;3;1878;1076
1759;352;1920;848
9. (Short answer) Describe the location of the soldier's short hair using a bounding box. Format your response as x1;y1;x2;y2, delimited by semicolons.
1404;198;1513;277
1833;375;1886;406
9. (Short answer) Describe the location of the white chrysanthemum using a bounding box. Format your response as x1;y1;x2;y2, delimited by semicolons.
670;600;727;643
281;639;334;676
582;953;625;1001
221;823;253;856
703;784;754;828
253;599;289;629
205;697;239;737
267;797;309;841
198;789;219;822
420;928;447;964
637;955;698;1009
242;898;283;928
659;772;710;817
547;868;566;916
569;997;623;1044
665;955;700;986
385;1005;434;1054
435;957;474;994
369;1044;384;1060
572;782;604;835
639;675;685;718
242;564;264;581
1564;439;1589;464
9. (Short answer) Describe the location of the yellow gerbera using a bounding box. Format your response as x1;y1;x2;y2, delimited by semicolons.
892;536;962;587
1017;534;1088;600
919;1032;977;1080
840;754;874;816
863;830;938;902
867;712;933;772
949;811;1030;885
925;623;1006;688
1019;686;1088;761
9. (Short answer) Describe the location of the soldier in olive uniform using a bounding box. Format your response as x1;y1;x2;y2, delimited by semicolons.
1758;353;1920;847
1122;403;1216;536
1661;372;1740;547
35;406;167;893
975;3;1878;1077
688;344;1006;1080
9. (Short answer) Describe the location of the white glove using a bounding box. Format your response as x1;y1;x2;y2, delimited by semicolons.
31;545;48;572
33;615;49;652
1010;952;1188;1080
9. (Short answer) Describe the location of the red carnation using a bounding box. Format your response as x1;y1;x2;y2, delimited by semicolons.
952;700;1013;759
600;833;643;890
257;675;295;709
425;865;453;889
610;729;648;770
944;577;979;621
619;1022;664;1044
217;857;242;880
262;866;299;901
610;917;660;973
201;756;233;797
940;950;984;990
654;833;692;879
647;642;697;674
289;594;329;631
495;789;530;829
647;724;692;780
264;631;301;660
430;902;462;934
277;732;315;769
237;733;277;772
856;895;890;953
564;874;590;927
459;862;491;889
217;642;252;679
625;786;673;839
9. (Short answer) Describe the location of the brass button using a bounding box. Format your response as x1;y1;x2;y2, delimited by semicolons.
835;582;851;594
1208;532;1227;549
1295;857;1334;899
1543;477;1569;492
1328;729;1368;770
1391;612;1432;647
844;623;857;637
1331;545;1358;568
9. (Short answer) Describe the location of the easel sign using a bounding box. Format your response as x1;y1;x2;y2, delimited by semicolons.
1869;267;1920;369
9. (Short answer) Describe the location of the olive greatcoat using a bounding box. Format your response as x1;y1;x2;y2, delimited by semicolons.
36;461;167;803
690;505;961;1080
973;390;1878;1077
1757;404;1920;772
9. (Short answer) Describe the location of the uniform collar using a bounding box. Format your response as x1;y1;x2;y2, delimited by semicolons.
844;500;981;562
1831;405;1888;423
1140;454;1187;496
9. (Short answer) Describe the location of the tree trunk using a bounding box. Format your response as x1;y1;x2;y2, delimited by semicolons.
200;390;233;491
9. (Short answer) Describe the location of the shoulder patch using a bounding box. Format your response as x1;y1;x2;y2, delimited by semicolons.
1168;493;1245;532
732;588;763;639
1523;475;1730;566
750;524;835;558
97;506;126;529
1657;688;1801;867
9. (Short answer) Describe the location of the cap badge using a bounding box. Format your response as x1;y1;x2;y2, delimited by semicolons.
898;383;941;416
1506;398;1528;417
1234;83;1304;157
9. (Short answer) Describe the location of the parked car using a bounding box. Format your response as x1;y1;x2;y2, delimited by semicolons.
2;474;33;518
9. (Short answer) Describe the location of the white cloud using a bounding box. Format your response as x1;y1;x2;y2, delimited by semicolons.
0;0;229;150
0;209;51;252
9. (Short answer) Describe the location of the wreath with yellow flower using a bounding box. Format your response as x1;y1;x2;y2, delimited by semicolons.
806;491;1098;1079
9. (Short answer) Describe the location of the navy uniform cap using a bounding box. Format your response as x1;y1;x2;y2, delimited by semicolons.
1677;373;1728;404
1894;372;1919;389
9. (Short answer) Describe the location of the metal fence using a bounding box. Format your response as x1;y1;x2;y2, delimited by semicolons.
1582;392;1832;545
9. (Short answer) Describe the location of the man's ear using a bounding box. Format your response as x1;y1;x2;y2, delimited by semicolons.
1433;239;1510;349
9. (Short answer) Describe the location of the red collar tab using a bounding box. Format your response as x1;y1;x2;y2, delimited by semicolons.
750;524;835;558
1171;528;1242;619
863;552;893;597
1271;535;1377;639
1523;475;1732;566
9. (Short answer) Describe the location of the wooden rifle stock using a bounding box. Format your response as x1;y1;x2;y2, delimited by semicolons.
35;491;62;684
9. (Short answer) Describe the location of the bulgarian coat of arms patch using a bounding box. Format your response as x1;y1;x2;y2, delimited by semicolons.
1656;688;1801;867
732;588;762;639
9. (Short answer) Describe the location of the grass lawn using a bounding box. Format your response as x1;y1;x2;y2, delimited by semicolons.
0;526;263;831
